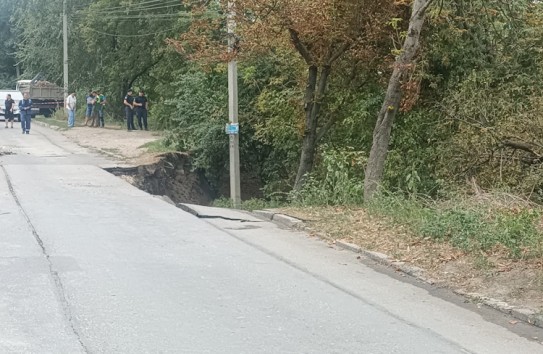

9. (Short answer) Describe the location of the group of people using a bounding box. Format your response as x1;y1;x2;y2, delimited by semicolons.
124;89;149;131
4;92;33;134
64;88;149;131
3;88;150;132
84;90;107;128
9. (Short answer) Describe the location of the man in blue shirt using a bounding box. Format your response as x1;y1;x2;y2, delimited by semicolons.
18;93;32;134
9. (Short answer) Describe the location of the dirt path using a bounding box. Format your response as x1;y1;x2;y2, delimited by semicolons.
49;122;161;165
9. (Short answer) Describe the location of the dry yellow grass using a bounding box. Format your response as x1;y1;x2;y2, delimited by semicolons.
281;206;543;311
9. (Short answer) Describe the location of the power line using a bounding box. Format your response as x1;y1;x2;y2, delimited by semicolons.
82;26;180;37
73;0;167;12
75;1;182;16
74;13;182;20
72;10;218;22
91;2;182;15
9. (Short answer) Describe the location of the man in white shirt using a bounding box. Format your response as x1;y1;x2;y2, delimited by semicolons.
66;92;77;128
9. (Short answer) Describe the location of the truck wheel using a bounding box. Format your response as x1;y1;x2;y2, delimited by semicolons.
40;108;53;118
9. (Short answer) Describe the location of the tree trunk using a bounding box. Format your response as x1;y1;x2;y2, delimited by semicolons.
294;65;331;191
363;0;434;201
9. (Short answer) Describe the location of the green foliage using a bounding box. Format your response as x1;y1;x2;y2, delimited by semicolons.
290;147;366;206
384;108;445;196
0;0;17;88
150;53;307;196
417;1;543;197
12;0;65;82
154;66;229;190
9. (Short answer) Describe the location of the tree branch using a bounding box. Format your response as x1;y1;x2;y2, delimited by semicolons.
502;140;541;157
316;95;348;142
127;53;165;89
289;28;315;65
413;0;436;19
328;42;351;64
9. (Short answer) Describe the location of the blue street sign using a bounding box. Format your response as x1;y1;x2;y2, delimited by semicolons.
225;123;239;135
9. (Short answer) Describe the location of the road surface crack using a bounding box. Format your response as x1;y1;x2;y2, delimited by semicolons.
176;203;262;222
1;166;89;354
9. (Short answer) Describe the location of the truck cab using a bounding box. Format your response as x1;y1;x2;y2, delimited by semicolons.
0;90;24;121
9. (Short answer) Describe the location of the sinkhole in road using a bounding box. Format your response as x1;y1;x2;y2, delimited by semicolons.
105;152;265;206
105;152;215;206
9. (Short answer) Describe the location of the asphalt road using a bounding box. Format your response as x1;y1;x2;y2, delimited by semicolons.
0;125;542;354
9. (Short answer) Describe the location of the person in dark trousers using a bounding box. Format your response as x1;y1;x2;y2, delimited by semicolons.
4;94;15;129
19;93;32;134
96;90;106;128
84;91;96;126
123;89;135;131
90;90;101;127
134;90;148;131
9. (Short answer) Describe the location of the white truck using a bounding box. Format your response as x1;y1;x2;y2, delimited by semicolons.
0;90;23;121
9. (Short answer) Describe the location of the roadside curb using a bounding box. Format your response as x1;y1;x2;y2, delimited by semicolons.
252;209;306;230
253;209;543;329
177;203;200;217
34;120;61;130
453;290;543;328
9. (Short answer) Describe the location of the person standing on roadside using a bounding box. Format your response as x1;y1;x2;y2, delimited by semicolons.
4;94;15;129
134;90;148;131
66;92;77;128
123;89;136;131
95;90;106;128
84;90;95;126
90;90;101;127
18;93;32;134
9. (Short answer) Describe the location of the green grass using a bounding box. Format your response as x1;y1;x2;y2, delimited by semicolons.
34;116;69;130
366;192;543;259
139;138;177;154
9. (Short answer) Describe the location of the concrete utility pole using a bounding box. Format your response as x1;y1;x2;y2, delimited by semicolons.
63;0;69;100
227;1;241;208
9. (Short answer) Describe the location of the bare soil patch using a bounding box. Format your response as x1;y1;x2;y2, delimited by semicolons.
41;121;214;204
281;206;543;312
60;125;160;165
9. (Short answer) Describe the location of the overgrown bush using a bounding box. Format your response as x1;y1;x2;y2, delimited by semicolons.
290;147;366;206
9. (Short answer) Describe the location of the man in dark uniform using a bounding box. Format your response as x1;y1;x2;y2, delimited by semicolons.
4;94;15;129
18;93;32;134
134;90;148;131
123;89;135;131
